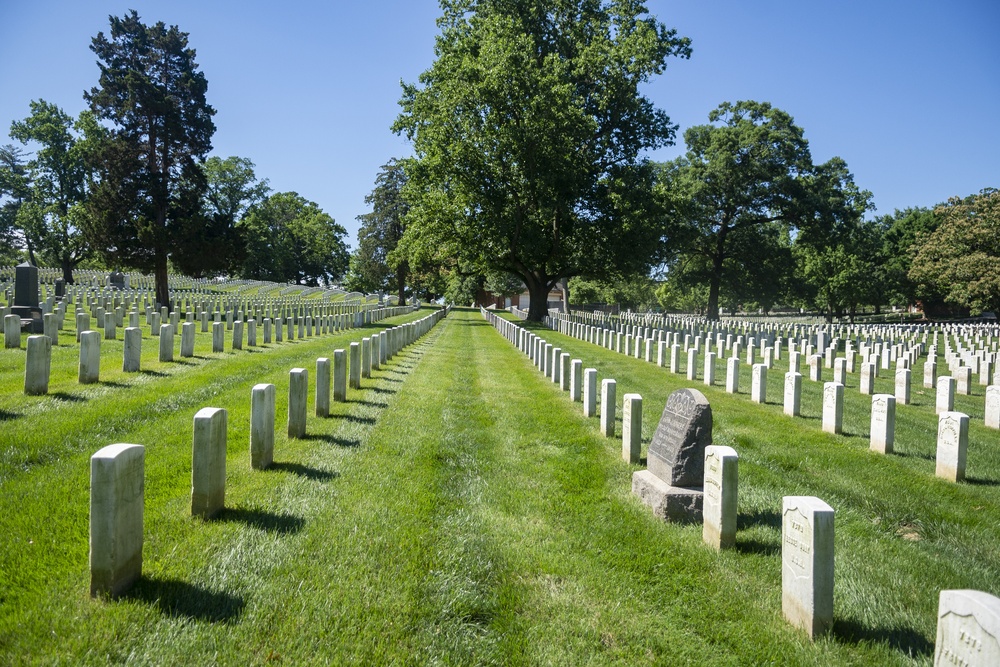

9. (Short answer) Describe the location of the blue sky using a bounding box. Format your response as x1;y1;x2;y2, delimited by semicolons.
1;1;997;249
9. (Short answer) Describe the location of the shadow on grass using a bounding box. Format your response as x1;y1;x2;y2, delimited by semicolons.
341;414;376;426
738;509;782;531
0;409;21;421
965;476;1000;487
216;507;305;534
832;617;933;658
124;576;245;623
268;460;339;481
734;537;780;556
100;380;130;388
49;392;86;402
139;369;168;377
348;399;388;408
368;386;396;395
894;449;935;462
300;432;360;447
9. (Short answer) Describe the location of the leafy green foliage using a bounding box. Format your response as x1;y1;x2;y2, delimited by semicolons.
9;100;101;282
394;0;690;320
910;188;1000;315
239;192;349;286
569;274;658;311
0;144;29;264
662;101;871;319
84;10;216;306
347;159;409;299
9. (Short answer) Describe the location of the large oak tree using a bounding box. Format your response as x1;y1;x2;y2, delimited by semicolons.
84;11;216;308
394;0;691;320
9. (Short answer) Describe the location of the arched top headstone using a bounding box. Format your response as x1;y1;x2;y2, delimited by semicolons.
648;388;713;487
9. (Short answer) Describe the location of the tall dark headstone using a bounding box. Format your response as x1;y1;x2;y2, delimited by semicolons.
11;262;43;333
54;278;65;298
632;387;713;523
108;272;126;290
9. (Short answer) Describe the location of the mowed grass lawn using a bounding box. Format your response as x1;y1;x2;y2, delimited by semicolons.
1;307;996;664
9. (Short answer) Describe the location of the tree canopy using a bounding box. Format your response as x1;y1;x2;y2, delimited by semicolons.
394;0;691;320
84;10;216;307
240;192;349;286
347;158;409;301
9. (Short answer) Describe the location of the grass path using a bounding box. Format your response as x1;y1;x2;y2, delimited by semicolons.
1;307;995;664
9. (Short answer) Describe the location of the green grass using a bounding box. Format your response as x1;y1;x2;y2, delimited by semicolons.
0;307;995;664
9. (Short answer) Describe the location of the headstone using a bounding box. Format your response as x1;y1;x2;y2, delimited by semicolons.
90;443;144;597
583;368;597;417
632;388;711;523
895;368;911;405
751;364;767;404
316;358;331;417
702;445;738;550
212;321;224;353
622;394;642;464
4;313;21;348
860;363;875;395
936;411;969;482
870;394;895;454
191;407;226;519
600;379;616;437
782;496;835;639
570;359;583;402
350;342;361;389
822;382;844;434
560;353;570;391
333;349;347;402
158;324;173;362
704;351;716;386
250;383;275;469
784;372;802;417
986;385;1000;430
11;262;43;333
687;348;698;381
362;337;372;379
80;330;101;384
726;356;739;394
24;334;52;395
287;368;308;438
934;589;1000;667
180;322;195;357
937;376;956;414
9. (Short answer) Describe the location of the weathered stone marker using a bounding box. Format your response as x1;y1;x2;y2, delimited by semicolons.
123;327;141;372
936;411;969;482
622;394;643;463
934;589;1000;667
570;359;583;401
726;356;739;393
937;376;956;414
349;342;361;389
986;385;1000;430
158;324;173;362
90;443;144;597
212;321;224;353
860;362;875;395
784;371;802;417
181;322;195;357
782;496;835;639
895;368;911;405
333;349;347;402
24;334;52;395
79;330;101;384
316;358;331;417
632;388;711;523
288;368;308;438
251;383;275;469
361;337;372;379
191;407;227;519
583;368;597;417
751;364;767;404
870;394;896;454
702;445;738;550
600;379;616;437
822;382;844;434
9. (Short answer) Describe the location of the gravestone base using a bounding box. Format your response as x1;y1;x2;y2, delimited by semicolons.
10;306;43;333
632;470;703;523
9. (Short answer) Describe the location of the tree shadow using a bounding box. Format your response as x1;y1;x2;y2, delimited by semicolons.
49;392;87;402
122;576;245;623
832;617;933;658
302;432;361;447
215;507;305;534
268;460;339;481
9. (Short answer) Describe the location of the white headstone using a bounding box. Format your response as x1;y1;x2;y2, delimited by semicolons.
934;589;1000;667
622;394;642;464
601;379;616;437
870;394;895;454
191;407;226;518
822;382;844;435
90;443;144;597
782;496;835;639
936;411;969;482
703;445;738;550
784;371;802;417
250;383;275;469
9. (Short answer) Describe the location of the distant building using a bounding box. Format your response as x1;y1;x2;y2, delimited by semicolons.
475;285;563;310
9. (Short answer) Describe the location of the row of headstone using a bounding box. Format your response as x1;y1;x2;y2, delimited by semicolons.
90;306;450;597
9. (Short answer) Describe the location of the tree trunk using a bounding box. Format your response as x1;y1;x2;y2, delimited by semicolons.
155;257;170;312
706;273;722;320
396;261;408;304
61;261;74;285
559;277;570;314
525;272;549;322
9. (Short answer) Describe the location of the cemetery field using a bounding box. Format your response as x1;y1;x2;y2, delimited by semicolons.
1;307;997;664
